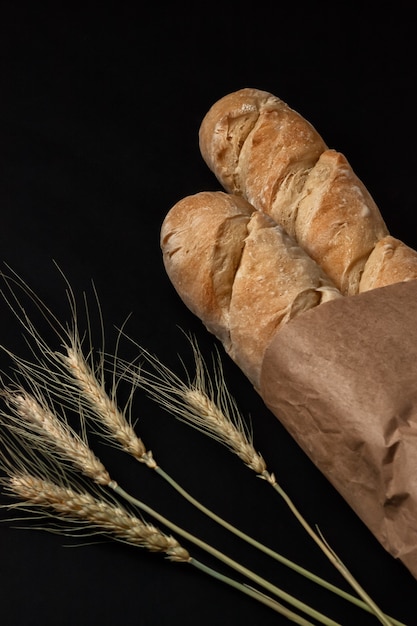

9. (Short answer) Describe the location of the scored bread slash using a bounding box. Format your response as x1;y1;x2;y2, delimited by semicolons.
199;87;417;294
359;235;417;291
161;190;342;389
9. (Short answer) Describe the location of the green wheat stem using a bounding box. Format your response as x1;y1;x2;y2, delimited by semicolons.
266;472;394;626
154;465;404;626
111;482;342;626
190;557;316;626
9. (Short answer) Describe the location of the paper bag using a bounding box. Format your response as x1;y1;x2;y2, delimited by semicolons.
260;279;417;578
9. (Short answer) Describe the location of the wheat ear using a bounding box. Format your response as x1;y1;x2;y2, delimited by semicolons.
6;472;190;561
0;386;111;486
124;339;399;626
61;342;156;468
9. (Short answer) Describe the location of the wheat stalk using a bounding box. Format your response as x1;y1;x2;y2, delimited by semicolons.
64;334;386;623
60;328;387;621
57;337;389;626
122;338;399;626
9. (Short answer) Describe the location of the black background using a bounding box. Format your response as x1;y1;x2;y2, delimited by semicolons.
0;3;416;625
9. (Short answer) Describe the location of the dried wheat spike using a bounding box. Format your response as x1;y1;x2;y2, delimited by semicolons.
62;345;155;467
7;473;190;562
2;388;111;486
184;388;267;474
121;338;267;475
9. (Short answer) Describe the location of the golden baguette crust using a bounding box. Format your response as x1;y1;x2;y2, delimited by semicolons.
161;191;251;349
294;150;388;294
198;88;269;194
199;87;390;295
199;87;326;215
161;191;342;388
359;236;417;291
228;210;342;385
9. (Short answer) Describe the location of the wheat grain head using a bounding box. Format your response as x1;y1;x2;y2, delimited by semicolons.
0;385;112;486
61;342;154;467
4;472;190;562
116;335;268;476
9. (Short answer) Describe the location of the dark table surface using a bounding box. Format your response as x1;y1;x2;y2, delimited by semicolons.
0;3;416;625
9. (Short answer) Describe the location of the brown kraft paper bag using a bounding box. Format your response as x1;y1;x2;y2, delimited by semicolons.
260;279;417;579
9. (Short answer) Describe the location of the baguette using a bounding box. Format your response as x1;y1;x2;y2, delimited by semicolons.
199;88;417;295
161;190;342;388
